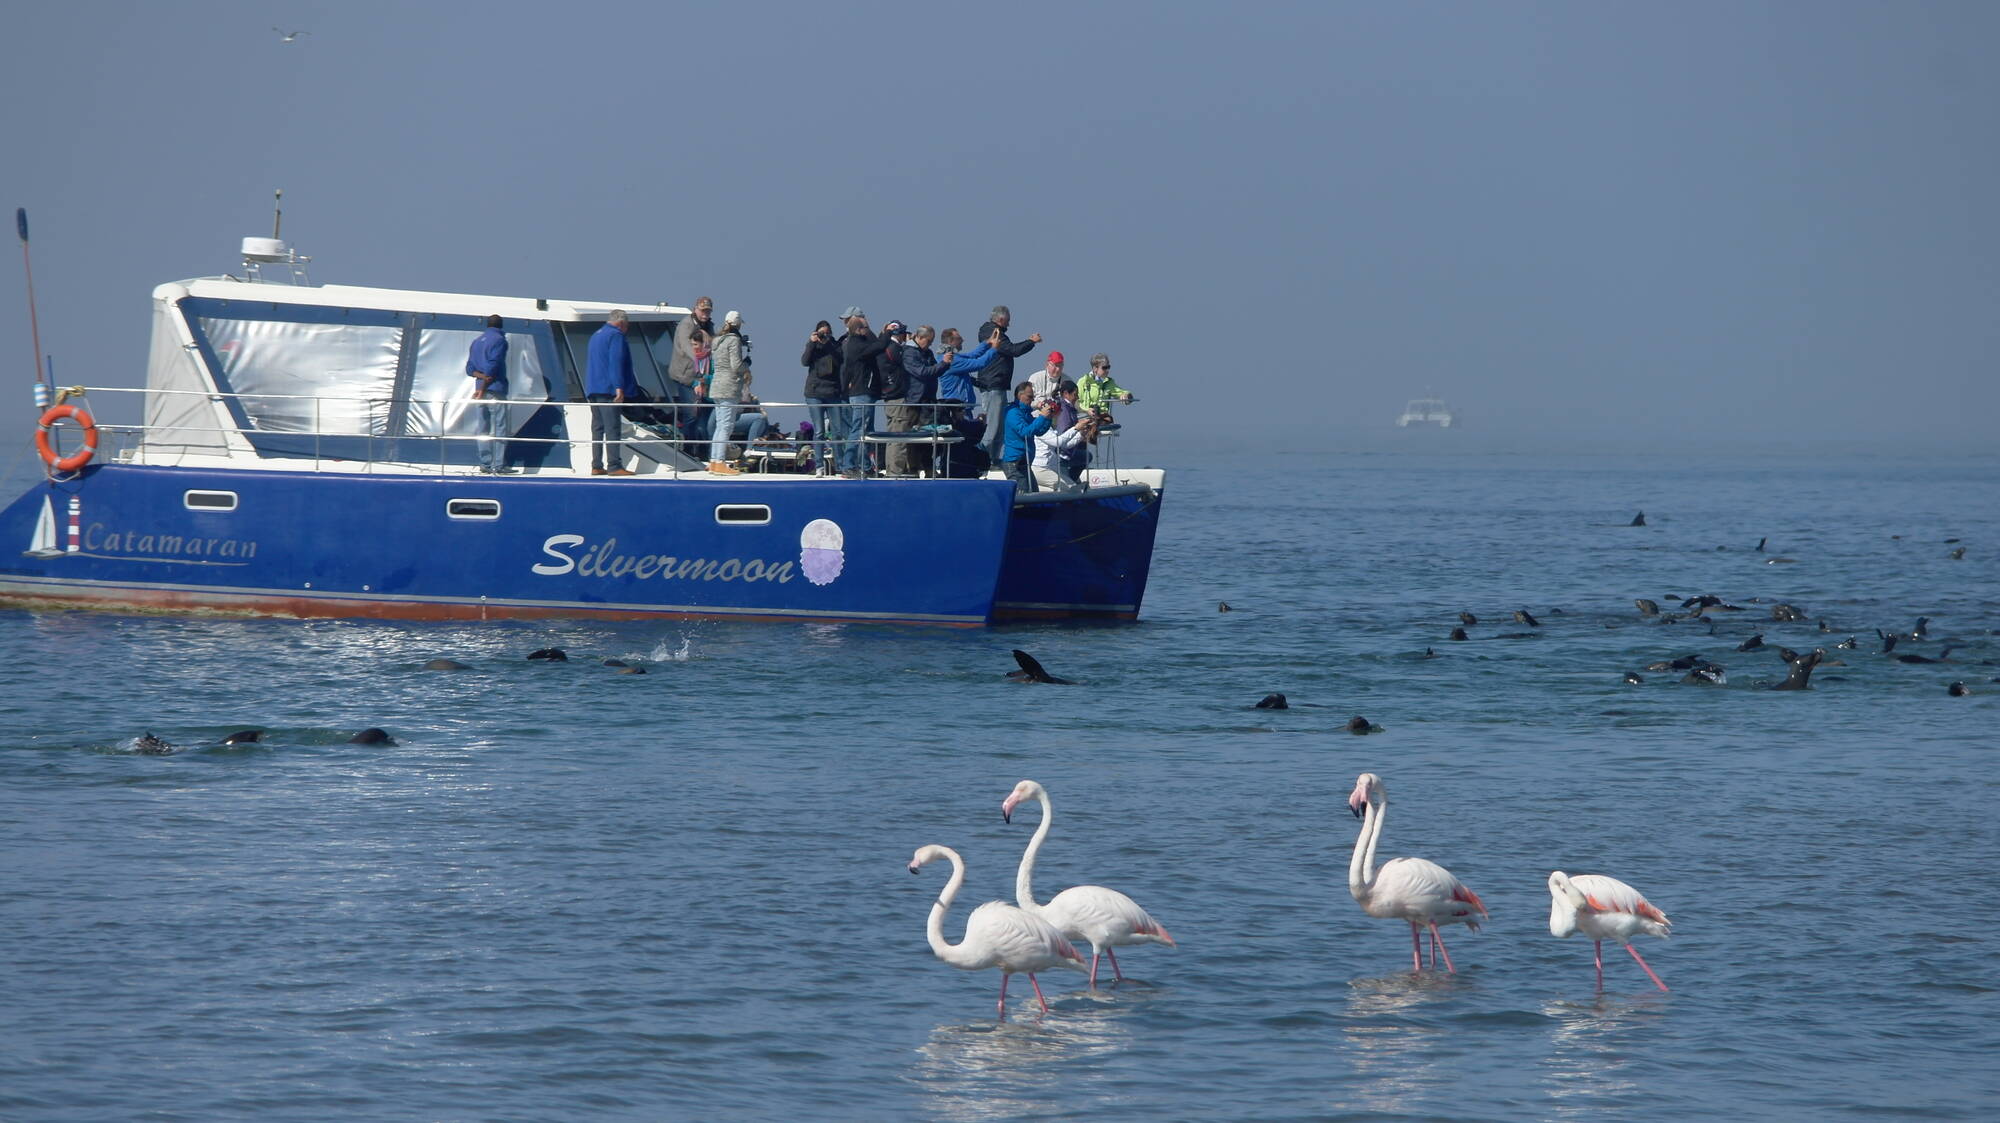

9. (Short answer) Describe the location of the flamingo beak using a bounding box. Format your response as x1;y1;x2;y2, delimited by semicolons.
1348;795;1364;819
908;863;920;875
1001;797;1019;823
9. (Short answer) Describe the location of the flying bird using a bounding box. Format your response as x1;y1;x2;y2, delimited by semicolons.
273;27;309;42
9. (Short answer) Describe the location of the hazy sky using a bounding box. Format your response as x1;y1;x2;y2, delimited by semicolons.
5;1;1995;453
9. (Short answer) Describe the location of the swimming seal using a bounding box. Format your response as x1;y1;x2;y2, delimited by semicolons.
1770;604;1807;622
1770;650;1823;690
423;658;469;671
1345;716;1382;734
527;648;568;661
1634;599;1660;616
1681;663;1727;685
1255;693;1288;710
133;733;177;755
1514;609;1541;627
1458;611;1478;626
1895;647;1955;665
1008;650;1073;685
220;730;263;745
1218;602;1233;612
348;728;396;745
1448;627;1468;641
1947;682;1969;697
1737;634;1765;652
1629;512;1645;527
1622;671;1643;685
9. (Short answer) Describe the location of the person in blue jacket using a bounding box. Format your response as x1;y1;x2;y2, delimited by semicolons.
1000;379;1053;492
933;327;1004;416
465;314;512;473
585;310;638;475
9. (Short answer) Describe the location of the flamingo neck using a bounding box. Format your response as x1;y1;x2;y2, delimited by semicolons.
1014;792;1053;912
1349;792;1384;903
926;849;983;969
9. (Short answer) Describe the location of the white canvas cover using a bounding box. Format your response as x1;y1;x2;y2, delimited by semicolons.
142;296;231;455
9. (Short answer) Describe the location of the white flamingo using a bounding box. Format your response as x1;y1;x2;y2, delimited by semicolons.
1347;772;1488;973
909;844;1083;1015
1548;871;1672;991
1001;779;1176;987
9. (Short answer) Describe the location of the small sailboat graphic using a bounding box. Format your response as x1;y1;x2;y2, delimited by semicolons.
28;496;61;556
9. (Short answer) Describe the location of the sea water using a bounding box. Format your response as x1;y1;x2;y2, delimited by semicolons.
2;450;1996;1121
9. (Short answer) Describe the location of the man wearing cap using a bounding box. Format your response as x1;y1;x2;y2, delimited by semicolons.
668;297;715;436
836;308;891;477
466;314;514;474
585;310;638;475
707;310;750;474
974;305;1042;468
1028;351;1065;407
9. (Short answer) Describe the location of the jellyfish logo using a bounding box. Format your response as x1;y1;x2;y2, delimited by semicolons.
799;518;845;586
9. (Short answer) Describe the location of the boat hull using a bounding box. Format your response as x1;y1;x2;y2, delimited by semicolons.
992;485;1163;621
0;465;1017;626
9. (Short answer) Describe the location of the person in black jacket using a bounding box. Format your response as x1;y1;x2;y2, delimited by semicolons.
836;308;891;477
799;320;841;474
974;304;1042;467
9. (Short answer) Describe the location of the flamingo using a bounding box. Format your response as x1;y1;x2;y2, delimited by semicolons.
909;844;1084;1015
1347;772;1488;973
1001;779;1176;986
1547;871;1671;991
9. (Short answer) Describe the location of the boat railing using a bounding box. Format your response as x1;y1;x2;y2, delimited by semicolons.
42;385;1136;484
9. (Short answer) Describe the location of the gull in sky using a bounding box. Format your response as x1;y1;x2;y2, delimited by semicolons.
273;28;309;43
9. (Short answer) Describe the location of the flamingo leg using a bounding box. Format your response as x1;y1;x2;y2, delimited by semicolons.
1625;944;1669;992
1428;927;1439;970
997;973;1011;1016
1106;947;1126;982
1593;941;1604;990
1409;922;1424;972
1427;921;1457;974
1029;973;1052;1012
1087;951;1101;988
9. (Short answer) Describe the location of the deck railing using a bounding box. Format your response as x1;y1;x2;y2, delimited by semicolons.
41;386;1132;484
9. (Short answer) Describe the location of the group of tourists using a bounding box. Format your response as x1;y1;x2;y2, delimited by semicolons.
467;299;1134;486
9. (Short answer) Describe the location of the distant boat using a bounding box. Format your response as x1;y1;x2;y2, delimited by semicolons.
1396;393;1457;428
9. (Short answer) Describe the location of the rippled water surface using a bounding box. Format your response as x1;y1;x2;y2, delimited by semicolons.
4;452;1997;1121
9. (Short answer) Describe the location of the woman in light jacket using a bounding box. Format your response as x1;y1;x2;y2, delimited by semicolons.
707;311;749;474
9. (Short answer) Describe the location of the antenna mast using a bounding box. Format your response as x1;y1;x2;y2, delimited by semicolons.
273;188;283;239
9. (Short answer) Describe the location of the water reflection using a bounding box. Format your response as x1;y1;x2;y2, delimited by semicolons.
1338;973;1463;1116
1538;993;1670;1119
910;989;1146;1122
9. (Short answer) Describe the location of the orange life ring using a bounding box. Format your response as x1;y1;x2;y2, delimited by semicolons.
36;403;98;472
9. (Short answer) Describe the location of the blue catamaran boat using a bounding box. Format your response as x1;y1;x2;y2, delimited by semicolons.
1;234;1162;625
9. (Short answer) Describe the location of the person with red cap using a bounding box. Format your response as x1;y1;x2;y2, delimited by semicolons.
1029;351;1066;406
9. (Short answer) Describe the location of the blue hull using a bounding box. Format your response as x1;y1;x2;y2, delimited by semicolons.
993;486;1164;621
0;466;1017;626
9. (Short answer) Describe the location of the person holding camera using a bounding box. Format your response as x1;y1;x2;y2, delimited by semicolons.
1032;405;1094;491
1076;352;1135;419
999;380;1054;493
799;320;842;474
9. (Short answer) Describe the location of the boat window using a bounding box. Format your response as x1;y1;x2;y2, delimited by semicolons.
405;328;548;437
184;490;239;511
198;316;403;435
714;504;771;525
556;322;671;402
447;499;502;520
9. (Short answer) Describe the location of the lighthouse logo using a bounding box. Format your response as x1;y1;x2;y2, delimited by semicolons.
799;519;845;586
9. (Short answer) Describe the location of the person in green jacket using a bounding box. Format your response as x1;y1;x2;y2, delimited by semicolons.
1076;352;1135;417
